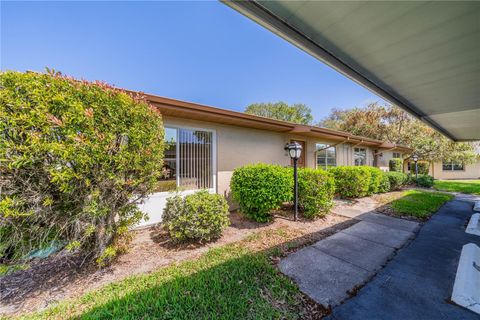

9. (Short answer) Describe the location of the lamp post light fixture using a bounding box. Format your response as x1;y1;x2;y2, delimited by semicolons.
285;141;302;221
412;154;419;180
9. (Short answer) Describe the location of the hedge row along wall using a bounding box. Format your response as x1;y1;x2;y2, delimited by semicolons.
230;164;411;222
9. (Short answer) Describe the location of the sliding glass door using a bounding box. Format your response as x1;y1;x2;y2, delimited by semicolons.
157;127;215;192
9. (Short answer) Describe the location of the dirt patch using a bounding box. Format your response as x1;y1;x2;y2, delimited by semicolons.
1;211;352;317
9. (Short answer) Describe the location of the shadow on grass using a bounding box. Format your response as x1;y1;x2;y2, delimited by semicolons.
37;220;356;320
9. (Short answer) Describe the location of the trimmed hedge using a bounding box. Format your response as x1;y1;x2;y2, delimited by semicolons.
378;173;391;193
385;172;408;190
163;190;230;242
298;168;335;219
416;174;434;188
231;164;293;222
329;166;371;198
365;167;384;195
389;158;403;172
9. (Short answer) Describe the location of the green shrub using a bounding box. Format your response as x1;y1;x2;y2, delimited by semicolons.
389;158;403;172
409;161;429;175
163;190;230;242
378;173;391;193
365;167;383;195
231;164;293;222
0;70;165;264
298;168;335;219
416;175;434;188
385;172;408;190
329;166;371;198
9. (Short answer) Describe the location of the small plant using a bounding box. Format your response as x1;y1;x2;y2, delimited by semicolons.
231;164;292;222
416;175;434;188
385;172;408;190
378;172;391;193
389;158;403;172
163;190;230;242
329;166;371;198
298;168;335;219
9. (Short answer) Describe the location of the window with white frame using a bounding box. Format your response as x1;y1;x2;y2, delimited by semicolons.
354;147;367;166
157;127;214;192
442;161;464;171
316;144;336;169
393;152;401;158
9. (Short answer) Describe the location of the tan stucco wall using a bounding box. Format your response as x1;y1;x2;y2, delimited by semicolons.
162;116;405;206
163;116;352;199
377;150;403;172
431;160;480;180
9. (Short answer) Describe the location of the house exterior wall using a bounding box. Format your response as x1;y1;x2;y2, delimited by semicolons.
138;115;406;226
431;160;480;180
377;150;403;172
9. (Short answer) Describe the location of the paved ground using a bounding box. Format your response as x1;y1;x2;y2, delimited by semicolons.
279;208;420;307
328;195;480;320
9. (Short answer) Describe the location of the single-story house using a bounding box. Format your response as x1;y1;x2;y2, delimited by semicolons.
137;93;411;226
429;160;480;180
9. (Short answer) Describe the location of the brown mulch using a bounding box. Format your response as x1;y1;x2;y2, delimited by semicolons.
0;211;354;317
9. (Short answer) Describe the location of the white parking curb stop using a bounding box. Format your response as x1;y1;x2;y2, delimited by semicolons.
452;243;480;314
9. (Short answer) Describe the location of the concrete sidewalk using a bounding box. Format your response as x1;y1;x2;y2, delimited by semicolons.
279;210;419;307
328;195;480;320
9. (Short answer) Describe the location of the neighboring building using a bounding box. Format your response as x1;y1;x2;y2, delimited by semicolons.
137;93;411;226
430;159;480;180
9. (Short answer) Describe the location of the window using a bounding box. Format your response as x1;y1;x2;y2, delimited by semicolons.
157;127;214;192
393;152;401;159
442;161;464;171
354;148;367;166
316;144;336;169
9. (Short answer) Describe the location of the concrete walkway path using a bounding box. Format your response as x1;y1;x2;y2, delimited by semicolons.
279;202;420;307
327;194;480;320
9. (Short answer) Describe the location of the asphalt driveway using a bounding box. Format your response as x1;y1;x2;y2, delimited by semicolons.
328;195;480;320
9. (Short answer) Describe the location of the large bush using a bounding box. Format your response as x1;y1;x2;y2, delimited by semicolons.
416;174;434;188
385;172;408;190
389;158;403;172
231;164;292;222
410;161;429;175
329;166;371;198
163;190;230;242
0;71;165;264
298;168;335;219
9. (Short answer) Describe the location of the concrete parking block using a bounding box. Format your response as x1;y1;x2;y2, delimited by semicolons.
279;246;371;307
313;232;395;272
341;221;414;249
466;213;480;236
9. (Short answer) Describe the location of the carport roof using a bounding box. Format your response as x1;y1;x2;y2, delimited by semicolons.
223;1;480;141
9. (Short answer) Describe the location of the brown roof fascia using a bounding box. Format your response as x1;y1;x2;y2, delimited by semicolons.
143;92;412;152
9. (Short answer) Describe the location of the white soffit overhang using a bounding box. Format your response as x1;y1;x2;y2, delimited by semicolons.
223;1;480;141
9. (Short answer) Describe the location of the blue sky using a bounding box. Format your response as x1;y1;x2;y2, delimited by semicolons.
1;1;384;121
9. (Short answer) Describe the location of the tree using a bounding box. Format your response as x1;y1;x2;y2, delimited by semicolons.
245;102;313;125
319;103;478;163
0;70;165;265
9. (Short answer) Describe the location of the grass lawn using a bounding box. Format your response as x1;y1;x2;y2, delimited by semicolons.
433;180;480;195
13;229;318;320
389;189;454;220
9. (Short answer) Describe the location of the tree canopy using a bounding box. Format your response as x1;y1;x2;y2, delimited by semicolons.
319;103;478;163
245;102;313;125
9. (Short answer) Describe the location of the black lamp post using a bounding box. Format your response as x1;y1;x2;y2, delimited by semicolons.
285;141;302;221
412;154;419;180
